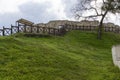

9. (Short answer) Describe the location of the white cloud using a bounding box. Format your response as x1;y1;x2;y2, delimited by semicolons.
0;0;76;27
46;0;67;19
0;0;119;28
0;0;75;18
0;0;30;13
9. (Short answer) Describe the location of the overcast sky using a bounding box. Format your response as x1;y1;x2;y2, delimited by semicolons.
0;0;77;28
0;0;119;28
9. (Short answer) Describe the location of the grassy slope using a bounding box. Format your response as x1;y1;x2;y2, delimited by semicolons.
0;31;120;80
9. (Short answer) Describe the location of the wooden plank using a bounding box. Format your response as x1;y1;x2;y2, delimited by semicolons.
16;18;34;26
3;26;5;36
0;29;3;31
11;25;13;34
4;28;11;30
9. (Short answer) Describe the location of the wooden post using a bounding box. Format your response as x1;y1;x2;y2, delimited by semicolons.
71;25;73;30
37;26;39;33
17;26;20;33
58;29;60;35
17;23;20;32
94;26;96;30
75;25;77;30
68;24;70;31
43;27;45;33
48;28;50;34
70;25;72;30
79;26;80;30
91;26;93;31
74;25;75;30
117;27;120;33
79;26;81;30
106;27;108;32
112;27;113;32
89;25;91;30
24;25;26;33
53;28;55;35
72;25;74;30
83;25;84;30
3;26;5;36
30;26;32;33
66;24;68;29
108;27;109;32
86;26;89;31
90;25;91;31
86;26;87;30
11;25;13;35
111;27;112;32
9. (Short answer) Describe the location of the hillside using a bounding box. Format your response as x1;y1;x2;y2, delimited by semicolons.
0;31;120;80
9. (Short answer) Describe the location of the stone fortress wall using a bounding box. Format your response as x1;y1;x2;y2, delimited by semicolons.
35;20;119;28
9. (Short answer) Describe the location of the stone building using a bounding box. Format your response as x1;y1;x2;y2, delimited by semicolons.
36;20;99;28
103;22;115;27
36;23;46;27
46;20;68;28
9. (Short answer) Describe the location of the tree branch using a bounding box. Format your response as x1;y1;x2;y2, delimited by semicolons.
102;0;105;4
75;13;103;20
88;7;99;15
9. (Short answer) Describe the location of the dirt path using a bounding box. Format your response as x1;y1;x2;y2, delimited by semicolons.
112;45;120;68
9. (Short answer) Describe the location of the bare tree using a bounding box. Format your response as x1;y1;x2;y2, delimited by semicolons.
74;0;120;39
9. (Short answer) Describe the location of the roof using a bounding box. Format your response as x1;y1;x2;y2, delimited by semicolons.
16;18;34;26
48;20;68;23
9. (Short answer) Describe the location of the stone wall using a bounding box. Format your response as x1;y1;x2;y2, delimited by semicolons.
36;20;119;28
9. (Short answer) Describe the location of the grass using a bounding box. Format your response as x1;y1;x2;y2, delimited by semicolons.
0;31;120;80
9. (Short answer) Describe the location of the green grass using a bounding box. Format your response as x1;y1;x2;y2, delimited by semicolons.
0;31;120;80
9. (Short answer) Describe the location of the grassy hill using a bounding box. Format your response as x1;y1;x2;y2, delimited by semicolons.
0;31;120;80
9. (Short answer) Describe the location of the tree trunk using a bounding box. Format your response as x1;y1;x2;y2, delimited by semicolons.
97;10;108;39
97;24;102;39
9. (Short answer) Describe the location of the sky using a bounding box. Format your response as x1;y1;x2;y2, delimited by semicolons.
0;0;77;28
0;0;119;28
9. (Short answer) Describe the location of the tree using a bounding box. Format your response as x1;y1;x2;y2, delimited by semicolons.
74;0;120;39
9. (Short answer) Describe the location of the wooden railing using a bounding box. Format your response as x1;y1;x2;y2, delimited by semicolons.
0;25;66;36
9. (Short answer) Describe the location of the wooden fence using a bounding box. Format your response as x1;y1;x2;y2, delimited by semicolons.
0;24;120;36
0;25;66;36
